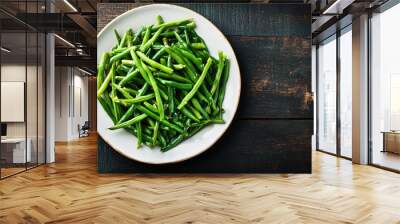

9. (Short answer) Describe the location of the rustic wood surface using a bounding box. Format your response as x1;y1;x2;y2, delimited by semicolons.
1;135;400;223
97;3;312;173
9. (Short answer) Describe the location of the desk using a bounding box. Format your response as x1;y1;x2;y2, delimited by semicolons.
1;138;31;163
382;131;400;154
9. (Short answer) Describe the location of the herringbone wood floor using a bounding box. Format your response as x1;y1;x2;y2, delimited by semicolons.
1;134;400;224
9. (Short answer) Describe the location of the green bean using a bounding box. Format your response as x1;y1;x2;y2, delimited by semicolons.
117;64;131;74
119;28;133;49
98;95;117;124
152;18;193;31
97;52;110;89
180;105;200;122
175;47;203;71
132;26;144;44
97;64;115;97
119;69;139;86
167;55;172;68
152;44;164;50
152;47;166;60
142;62;164;120
188;104;202;120
114;93;155;106
184;30;190;44
152;121;159;145
154;72;192;83
191;42;206;49
161;134;185;152
130;49;150;84
141;26;151;48
136;51;174;74
157;78;192;90
140;27;165;52
136;105;183;133
143;101;158;114
114;29;121;44
168;87;175;115
158;132;167;147
110;75;121;120
122;87;138;96
173;64;186;70
218;59;230;118
121;59;134;66
156;15;164;25
136;120;143;148
174;31;185;45
210;52;226;96
111;47;127;56
109;113;147;130
110;47;134;64
117;83;149;125
192;98;209;119
178;58;212;109
112;83;133;99
185;21;196;30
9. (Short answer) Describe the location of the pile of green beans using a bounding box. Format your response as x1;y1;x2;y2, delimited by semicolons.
97;16;230;152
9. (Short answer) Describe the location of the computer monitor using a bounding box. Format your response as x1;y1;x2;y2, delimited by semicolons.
1;123;7;137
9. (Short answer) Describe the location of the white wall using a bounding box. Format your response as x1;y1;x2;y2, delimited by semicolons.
54;66;89;141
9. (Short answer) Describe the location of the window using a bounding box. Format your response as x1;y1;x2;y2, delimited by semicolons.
370;3;400;171
317;36;337;154
339;27;352;158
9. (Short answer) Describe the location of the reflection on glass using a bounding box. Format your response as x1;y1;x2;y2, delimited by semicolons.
27;31;38;169
340;29;352;158
318;36;337;154
1;31;27;177
38;32;46;165
371;4;400;171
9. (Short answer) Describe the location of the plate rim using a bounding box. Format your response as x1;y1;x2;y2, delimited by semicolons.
97;3;241;164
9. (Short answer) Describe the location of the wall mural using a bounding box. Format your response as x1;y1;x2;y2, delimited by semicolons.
97;3;312;173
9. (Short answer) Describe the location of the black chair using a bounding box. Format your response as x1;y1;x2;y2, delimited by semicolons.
78;121;90;138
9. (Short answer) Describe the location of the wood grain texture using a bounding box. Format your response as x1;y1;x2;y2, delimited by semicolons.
98;120;312;173
97;3;312;173
98;3;311;37
228;36;312;118
1;135;400;223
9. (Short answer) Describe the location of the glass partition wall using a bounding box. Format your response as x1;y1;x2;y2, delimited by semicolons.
370;3;400;171
0;2;46;179
316;26;353;159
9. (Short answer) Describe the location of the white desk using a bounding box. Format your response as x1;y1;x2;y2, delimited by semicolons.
1;138;31;163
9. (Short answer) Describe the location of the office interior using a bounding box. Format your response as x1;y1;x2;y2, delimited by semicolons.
0;0;399;177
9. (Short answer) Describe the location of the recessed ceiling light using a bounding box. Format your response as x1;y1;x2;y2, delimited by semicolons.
63;0;78;12
78;67;93;76
54;34;75;48
1;47;11;53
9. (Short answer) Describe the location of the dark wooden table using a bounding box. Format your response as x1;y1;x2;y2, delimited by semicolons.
97;3;312;173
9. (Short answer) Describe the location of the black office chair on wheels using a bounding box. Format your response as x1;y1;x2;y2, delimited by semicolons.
78;121;90;138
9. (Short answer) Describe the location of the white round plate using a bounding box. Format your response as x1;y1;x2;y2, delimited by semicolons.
97;4;241;164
